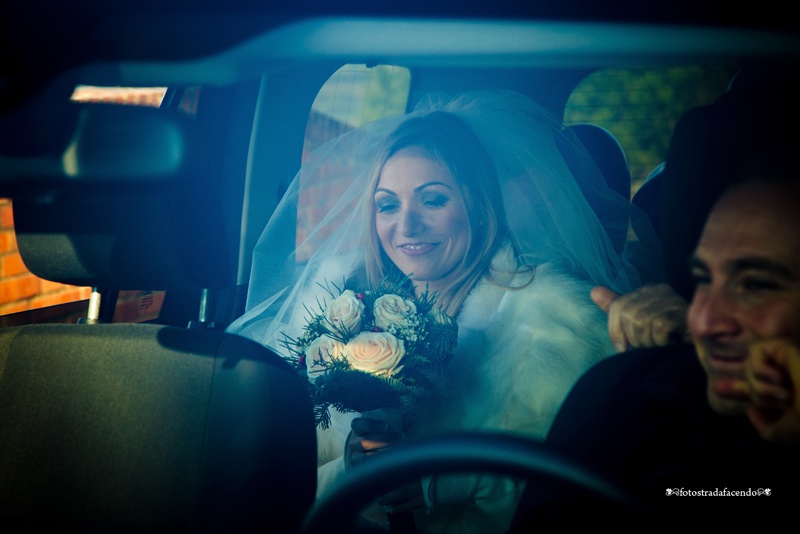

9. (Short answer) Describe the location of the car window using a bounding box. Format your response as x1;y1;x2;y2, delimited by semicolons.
303;64;411;157
296;64;411;261
564;65;738;195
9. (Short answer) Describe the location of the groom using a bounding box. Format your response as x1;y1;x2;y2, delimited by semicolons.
511;173;800;530
513;70;800;529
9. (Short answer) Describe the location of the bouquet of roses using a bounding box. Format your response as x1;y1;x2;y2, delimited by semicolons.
281;276;458;429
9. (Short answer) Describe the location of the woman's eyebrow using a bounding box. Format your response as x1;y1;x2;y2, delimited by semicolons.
375;181;453;196
414;181;453;193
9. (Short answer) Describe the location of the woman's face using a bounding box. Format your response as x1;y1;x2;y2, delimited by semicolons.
374;147;471;294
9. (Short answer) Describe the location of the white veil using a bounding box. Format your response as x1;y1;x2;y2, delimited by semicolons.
227;90;661;351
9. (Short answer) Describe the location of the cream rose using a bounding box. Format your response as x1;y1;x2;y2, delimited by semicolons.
305;335;346;383
324;289;364;334
344;331;405;377
373;294;417;331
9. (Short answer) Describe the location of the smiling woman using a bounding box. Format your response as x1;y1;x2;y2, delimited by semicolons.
373;148;472;297
365;112;500;316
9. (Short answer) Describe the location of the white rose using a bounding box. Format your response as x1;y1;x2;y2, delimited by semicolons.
324;289;364;334
373;294;417;331
305;335;346;383
344;331;405;377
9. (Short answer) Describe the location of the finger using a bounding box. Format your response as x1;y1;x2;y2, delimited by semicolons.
649;307;688;347
351;417;389;436
747;360;785;388
359;432;405;450
345;437;397;470
746;404;779;440
591;286;620;314
615;292;657;349
747;358;790;406
747;342;792;390
607;288;663;350
623;317;655;348
615;290;688;349
601;283;689;352
751;339;800;371
349;431;405;450
748;377;791;405
606;312;629;353
605;291;637;352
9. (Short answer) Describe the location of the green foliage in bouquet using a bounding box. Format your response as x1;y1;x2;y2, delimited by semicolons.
281;275;458;428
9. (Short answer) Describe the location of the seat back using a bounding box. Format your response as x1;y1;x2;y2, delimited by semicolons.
0;324;316;531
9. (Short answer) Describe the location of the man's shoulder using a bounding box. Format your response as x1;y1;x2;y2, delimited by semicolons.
545;344;705;461
560;344;701;408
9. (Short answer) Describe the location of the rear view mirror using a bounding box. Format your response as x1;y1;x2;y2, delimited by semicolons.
0;82;191;187
62;104;186;179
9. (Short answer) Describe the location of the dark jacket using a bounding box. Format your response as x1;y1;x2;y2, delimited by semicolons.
513;345;797;530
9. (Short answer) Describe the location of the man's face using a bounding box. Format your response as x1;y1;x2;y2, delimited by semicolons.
687;181;800;415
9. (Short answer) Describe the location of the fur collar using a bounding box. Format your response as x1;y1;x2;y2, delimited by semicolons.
442;251;614;438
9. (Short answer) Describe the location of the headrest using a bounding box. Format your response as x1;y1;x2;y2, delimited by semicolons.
558;123;632;254
0;101;234;290
565;123;631;200
631;162;664;239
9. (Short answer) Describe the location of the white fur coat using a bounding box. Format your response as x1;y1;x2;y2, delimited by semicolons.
439;250;613;439
316;249;614;532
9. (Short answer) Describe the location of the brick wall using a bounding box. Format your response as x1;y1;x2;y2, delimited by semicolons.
0;199;92;316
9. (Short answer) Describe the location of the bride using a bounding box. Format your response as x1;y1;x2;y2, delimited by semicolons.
228;90;657;532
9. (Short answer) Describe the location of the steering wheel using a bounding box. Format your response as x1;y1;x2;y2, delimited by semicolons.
303;431;641;532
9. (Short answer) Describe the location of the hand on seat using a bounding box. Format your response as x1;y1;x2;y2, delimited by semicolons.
591;284;690;352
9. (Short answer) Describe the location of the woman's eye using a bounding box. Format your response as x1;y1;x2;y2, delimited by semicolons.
376;200;399;213
422;194;448;208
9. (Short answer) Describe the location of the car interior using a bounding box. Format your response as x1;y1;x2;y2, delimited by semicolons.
0;2;798;531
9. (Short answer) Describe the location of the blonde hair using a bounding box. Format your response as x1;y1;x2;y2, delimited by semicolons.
363;111;517;316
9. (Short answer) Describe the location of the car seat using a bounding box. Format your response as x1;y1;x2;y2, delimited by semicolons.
0;96;316;531
558;123;632;255
565;123;631;201
632;161;664;240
